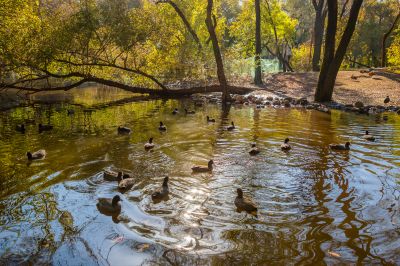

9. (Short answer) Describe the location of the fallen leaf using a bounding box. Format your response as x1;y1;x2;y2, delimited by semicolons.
328;251;341;258
136;243;150;252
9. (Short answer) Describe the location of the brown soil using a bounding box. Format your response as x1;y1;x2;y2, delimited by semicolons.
241;70;400;106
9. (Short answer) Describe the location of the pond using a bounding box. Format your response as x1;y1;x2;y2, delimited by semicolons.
0;87;399;265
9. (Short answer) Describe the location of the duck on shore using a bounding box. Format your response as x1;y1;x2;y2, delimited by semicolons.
234;188;257;214
96;195;122;214
185;108;195;114
281;138;291;151
172;108;179;115
159;122;167;131
118;126;131;134
144;137;155;150
207;116;216;123
384;96;390;104
151;176;169;201
27;149;46;160
329;142;351;151
227;122;235;131
192;160;214;173
363;130;375;141
249;144;260;155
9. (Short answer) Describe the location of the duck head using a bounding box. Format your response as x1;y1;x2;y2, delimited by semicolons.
159;122;164;126
365;130;369;135
26;152;32;160
117;172;123;178
251;143;256;148
207;116;210;120
208;160;214;168
149;137;153;143
284;138;290;143
112;195;122;206
231;122;235;126
345;142;351;148
236;188;243;198
163;176;169;186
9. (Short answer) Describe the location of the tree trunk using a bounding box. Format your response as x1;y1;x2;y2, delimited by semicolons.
315;0;363;102
312;0;326;71
381;12;400;67
205;0;231;102
254;0;262;85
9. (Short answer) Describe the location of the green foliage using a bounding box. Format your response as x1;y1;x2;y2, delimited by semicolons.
387;28;400;68
291;43;312;71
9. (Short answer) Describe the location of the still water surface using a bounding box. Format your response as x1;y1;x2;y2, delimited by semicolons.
0;88;399;265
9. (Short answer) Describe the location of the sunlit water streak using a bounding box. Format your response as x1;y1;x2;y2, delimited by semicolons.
0;89;399;265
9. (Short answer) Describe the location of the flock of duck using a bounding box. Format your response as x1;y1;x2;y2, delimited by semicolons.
18;105;379;218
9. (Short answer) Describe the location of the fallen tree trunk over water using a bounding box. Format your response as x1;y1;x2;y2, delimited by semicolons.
2;77;252;97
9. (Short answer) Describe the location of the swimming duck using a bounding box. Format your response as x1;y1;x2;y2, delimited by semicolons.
384;96;390;104
185;108;195;114
281;138;291;151
27;149;46;160
363;130;375;141
38;124;53;132
207;116;216;123
227;122;235;131
192;160;214;173
151;176;169;201
329;142;351;151
16;124;25;133
118;174;135;190
234;188;257;213
172;108;179;115
144;137;155;150
248;144;260;155
103;170;123;181
118;126;131;134
159;122;167;131
96;195;122;214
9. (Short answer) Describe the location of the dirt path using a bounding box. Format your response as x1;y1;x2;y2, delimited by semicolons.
241;70;400;106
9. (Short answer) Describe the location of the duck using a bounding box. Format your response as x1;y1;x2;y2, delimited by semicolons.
351;75;358;80
227;122;235;131
172;108;179;115
368;72;375;77
248;144;260;155
159;122;167;131
144;137;155;150
362;130;375;141
234;188;257;213
96;195;122;214
38;124;53;132
185;108;195;114
384;96;390;104
16;124;25;133
118;174;135;190
151;176;169;201
207;116;216;123
27;149;46;160
281;138;291;151
329;142;351;151
103;170;123;181
118;126;131;134
192;160;214;173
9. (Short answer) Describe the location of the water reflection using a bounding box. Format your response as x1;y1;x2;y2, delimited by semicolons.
0;87;399;264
